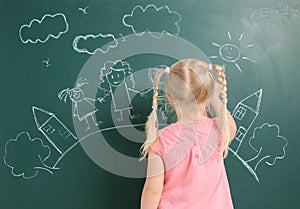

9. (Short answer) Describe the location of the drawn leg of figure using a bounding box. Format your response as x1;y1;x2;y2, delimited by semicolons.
158;97;167;121
91;115;103;126
116;111;124;122
84;118;91;131
161;109;168;121
128;106;140;119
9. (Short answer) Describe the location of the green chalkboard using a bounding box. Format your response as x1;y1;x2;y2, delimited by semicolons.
1;0;299;208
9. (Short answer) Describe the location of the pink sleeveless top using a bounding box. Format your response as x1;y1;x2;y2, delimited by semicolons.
150;117;234;209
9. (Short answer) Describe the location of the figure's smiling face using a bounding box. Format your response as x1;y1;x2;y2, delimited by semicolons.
219;44;240;62
106;69;125;87
70;88;84;102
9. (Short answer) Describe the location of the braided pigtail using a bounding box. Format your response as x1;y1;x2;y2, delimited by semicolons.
213;65;231;158
139;68;166;161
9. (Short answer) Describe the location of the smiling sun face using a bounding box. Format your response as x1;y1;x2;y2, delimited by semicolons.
219;44;240;62
210;32;255;73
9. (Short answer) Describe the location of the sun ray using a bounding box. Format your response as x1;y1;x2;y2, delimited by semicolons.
245;44;254;48
209;55;218;59
242;57;256;62
227;31;232;40
212;42;221;47
235;62;243;73
239;32;245;41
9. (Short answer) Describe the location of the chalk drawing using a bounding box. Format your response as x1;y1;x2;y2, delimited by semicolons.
19;13;69;44
58;78;102;131
228;89;288;182
79;6;89;15
98;60;140;121
119;33;127;42
209;32;255;73
33;106;77;153
246;123;288;170
230;89;262;154
229;122;288;182
42;58;51;68
3;121;171;180
122;4;182;39
72;33;118;55
249;3;300;27
3;131;58;179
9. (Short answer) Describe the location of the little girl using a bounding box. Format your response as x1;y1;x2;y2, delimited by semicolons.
140;59;237;209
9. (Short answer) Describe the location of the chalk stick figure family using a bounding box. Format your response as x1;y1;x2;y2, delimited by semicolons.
58;60;161;131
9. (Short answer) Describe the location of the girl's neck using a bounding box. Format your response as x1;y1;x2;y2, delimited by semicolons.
177;115;207;124
176;108;207;124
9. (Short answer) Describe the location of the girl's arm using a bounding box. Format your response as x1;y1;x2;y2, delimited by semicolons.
140;148;164;209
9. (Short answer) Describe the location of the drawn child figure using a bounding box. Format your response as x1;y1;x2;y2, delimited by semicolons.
140;59;237;209
58;78;102;131
98;60;140;121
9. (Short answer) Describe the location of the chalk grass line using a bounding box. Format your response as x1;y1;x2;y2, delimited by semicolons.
53;123;147;167
122;4;182;39
33;154;60;175
19;13;69;44
229;147;259;182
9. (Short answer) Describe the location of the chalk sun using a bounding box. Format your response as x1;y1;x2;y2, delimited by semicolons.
209;32;255;73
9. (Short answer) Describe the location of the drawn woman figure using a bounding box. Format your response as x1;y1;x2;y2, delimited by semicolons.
98;60;140;121
58;78;102;131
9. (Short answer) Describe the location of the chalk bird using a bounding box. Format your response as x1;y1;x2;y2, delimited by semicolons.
42;58;51;67
79;6;89;15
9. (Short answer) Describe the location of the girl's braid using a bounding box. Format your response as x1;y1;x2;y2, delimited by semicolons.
214;65;227;104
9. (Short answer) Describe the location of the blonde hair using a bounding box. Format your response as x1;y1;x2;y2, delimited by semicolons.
139;59;231;160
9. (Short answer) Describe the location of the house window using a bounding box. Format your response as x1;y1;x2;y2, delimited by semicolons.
234;106;247;120
235;126;247;141
43;124;55;135
59;128;70;139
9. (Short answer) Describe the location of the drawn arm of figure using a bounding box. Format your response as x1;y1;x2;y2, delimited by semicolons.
128;88;140;94
85;97;97;102
139;88;153;97
97;91;111;103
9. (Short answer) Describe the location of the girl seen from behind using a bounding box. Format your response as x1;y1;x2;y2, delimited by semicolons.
140;59;237;209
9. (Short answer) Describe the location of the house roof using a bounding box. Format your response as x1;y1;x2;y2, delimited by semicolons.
239;89;262;113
